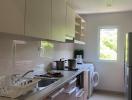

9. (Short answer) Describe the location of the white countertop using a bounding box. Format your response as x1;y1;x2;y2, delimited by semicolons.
0;69;84;100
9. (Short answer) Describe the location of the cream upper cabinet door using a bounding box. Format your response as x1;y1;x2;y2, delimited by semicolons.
0;0;25;35
51;0;66;42
66;0;72;6
66;6;75;38
25;0;51;39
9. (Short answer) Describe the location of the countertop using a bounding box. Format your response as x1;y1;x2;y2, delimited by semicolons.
0;69;84;100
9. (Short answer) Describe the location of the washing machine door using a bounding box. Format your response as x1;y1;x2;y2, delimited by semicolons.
92;72;99;87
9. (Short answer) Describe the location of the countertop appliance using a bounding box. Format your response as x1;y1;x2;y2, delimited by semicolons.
124;32;132;100
53;59;65;70
52;59;78;71
74;49;84;64
68;59;77;70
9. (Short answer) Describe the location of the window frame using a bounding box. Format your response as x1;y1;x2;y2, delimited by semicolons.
97;26;119;62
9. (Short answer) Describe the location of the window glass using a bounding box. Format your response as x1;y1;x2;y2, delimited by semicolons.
99;27;118;60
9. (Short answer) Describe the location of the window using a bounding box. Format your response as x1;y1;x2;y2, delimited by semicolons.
99;27;118;61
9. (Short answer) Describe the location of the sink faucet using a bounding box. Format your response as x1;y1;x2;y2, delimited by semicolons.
14;70;34;82
21;70;34;78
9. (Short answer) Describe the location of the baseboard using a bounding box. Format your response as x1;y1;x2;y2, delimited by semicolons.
94;89;125;96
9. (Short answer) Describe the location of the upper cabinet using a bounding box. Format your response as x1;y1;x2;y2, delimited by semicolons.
25;0;52;39
66;5;75;39
66;0;72;7
0;0;25;35
25;0;67;42
0;0;76;42
51;0;66;42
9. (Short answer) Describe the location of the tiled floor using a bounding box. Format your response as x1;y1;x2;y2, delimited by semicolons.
89;91;125;100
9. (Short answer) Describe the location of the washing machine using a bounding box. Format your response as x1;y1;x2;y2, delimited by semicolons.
77;63;99;98
86;64;99;97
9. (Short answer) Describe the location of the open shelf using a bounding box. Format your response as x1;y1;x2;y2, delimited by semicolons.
74;40;85;45
75;14;86;44
75;22;80;26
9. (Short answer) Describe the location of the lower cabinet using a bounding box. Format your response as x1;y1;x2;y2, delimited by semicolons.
43;77;86;100
46;88;65;100
76;88;85;100
64;87;77;100
84;91;88;100
63;78;77;100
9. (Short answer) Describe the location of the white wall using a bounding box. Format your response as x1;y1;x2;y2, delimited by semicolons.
53;43;74;60
75;12;132;92
0;33;74;75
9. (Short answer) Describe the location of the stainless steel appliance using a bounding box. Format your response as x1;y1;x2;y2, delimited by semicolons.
124;32;132;100
68;59;77;70
54;59;65;70
74;50;84;64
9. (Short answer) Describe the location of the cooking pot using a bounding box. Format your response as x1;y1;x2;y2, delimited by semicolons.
54;59;65;70
68;59;76;70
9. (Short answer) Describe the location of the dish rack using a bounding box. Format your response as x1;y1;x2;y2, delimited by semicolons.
0;75;40;98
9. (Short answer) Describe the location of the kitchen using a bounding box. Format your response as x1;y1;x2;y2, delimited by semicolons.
0;0;132;100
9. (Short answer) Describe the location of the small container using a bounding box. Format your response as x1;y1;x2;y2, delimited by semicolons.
68;59;76;70
56;61;64;70
54;59;65;70
76;55;83;64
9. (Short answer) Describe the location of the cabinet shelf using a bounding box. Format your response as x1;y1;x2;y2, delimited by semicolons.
75;31;79;34
81;19;86;23
80;33;84;37
75;22;80;26
75;14;86;44
81;26;84;30
76;14;86;23
74;40;85;45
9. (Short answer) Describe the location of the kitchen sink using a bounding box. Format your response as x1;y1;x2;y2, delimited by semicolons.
37;78;59;90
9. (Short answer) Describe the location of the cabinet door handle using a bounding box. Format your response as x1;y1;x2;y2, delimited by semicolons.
76;91;84;98
50;88;64;100
65;87;76;95
69;78;77;85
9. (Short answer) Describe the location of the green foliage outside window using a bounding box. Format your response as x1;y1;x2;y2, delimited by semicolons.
99;28;118;60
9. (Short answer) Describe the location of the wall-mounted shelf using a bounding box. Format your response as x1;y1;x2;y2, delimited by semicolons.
74;40;85;45
65;39;85;45
76;14;86;23
75;14;86;44
75;31;79;35
81;26;84;30
75;22;80;26
65;14;86;45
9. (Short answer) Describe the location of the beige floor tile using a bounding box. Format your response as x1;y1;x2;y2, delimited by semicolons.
89;92;125;100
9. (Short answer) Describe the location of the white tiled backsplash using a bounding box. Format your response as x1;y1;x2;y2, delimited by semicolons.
0;33;74;76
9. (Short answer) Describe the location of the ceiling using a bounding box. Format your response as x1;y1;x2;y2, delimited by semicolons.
70;0;132;14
